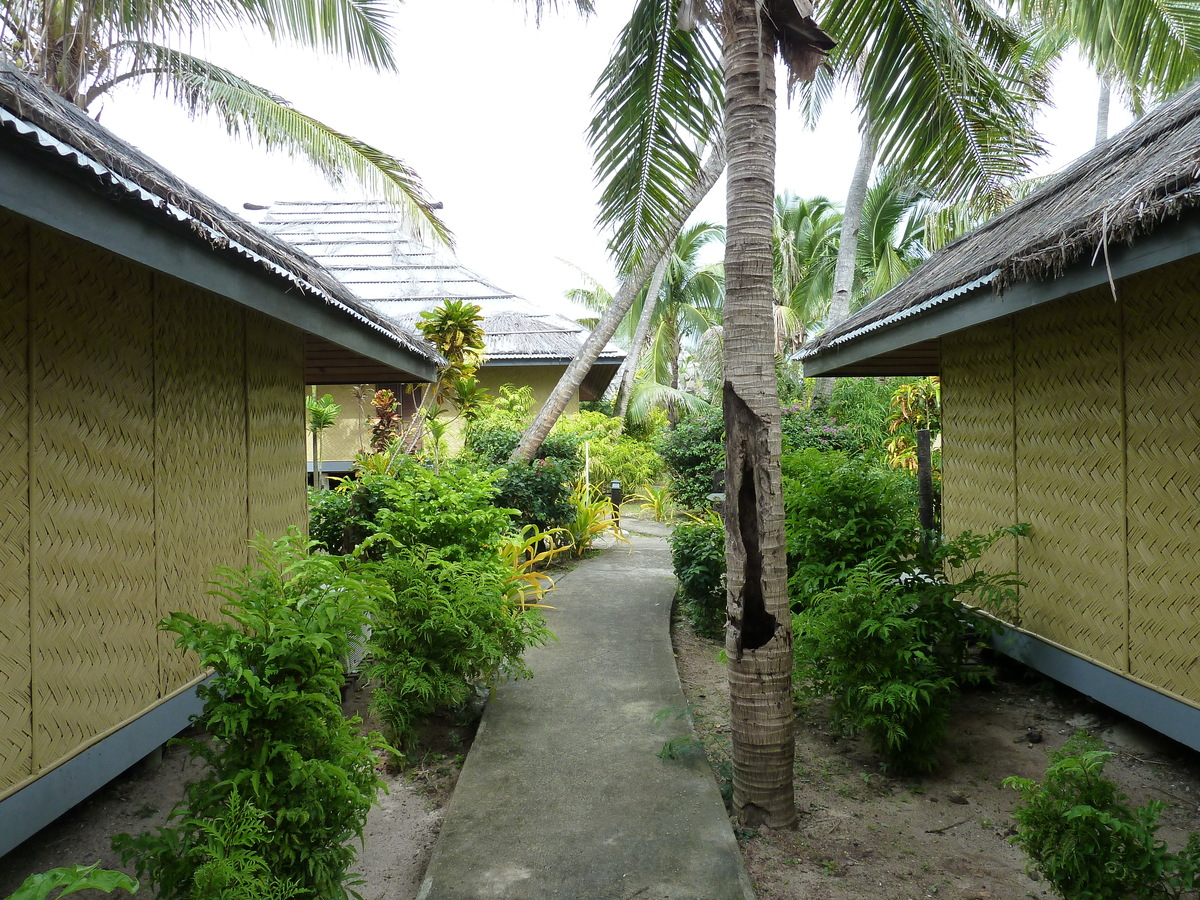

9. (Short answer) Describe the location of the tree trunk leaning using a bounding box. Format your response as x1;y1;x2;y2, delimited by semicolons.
722;0;797;829
511;143;726;462
814;128;876;403
615;251;670;419
1096;75;1111;145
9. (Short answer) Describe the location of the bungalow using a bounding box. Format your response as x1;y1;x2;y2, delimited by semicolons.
253;200;626;474
0;63;442;854
800;80;1200;752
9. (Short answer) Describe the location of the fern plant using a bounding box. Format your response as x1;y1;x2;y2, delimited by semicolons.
114;531;389;900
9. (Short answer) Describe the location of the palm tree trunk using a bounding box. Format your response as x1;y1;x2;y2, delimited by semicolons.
1096;75;1111;145
814;127;876;403
615;252;670;419
511;142;726;462
722;0;796;829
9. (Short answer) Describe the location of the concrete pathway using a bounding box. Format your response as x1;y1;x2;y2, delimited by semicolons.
416;518;754;900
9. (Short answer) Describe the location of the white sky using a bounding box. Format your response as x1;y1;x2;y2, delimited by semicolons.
98;0;1131;312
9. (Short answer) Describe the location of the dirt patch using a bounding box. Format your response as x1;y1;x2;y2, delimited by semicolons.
673;617;1200;899
0;676;475;900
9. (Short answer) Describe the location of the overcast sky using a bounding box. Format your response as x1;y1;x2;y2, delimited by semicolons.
98;0;1131;311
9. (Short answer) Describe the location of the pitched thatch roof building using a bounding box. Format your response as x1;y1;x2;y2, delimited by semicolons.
0;63;441;853
255;200;625;468
801;79;1200;752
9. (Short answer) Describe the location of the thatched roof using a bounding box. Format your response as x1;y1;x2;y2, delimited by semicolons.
800;76;1200;372
256;200;626;382
0;62;443;374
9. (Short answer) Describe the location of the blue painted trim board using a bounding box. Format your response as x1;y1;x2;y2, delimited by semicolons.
0;680;209;856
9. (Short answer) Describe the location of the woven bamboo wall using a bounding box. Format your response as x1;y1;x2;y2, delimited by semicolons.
944;260;1200;708
941;317;1018;579
1123;262;1200;699
154;280;249;693
1014;288;1127;672
29;230;161;774
0;212;32;793
248;312;306;539
0;215;309;802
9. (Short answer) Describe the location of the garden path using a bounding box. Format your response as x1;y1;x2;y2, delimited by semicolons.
416;521;753;900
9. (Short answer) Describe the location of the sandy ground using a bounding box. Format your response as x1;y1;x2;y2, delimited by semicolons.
4;609;1200;900
672;618;1200;900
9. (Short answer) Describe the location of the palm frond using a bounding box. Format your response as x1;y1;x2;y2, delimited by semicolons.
238;0;397;71
590;0;723;270
107;44;449;243
1012;0;1200;110
822;0;1049;208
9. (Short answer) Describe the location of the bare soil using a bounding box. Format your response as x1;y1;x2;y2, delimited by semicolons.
5;610;1200;900
673;617;1200;900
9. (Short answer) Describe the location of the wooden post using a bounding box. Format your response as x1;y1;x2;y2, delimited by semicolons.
917;428;935;554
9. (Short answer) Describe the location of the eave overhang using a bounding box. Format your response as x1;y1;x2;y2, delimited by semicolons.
801;214;1200;378
0;123;439;385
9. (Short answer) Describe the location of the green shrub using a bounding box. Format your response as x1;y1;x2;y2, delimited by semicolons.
824;377;907;455
793;526;1026;773
493;458;577;533
463;422;524;464
780;404;868;456
464;424;582;475
307;487;351;553
670;518;727;639
1007;732;1200;899
367;546;552;750
115;532;388;900
347;460;513;559
781;449;918;604
658;408;724;510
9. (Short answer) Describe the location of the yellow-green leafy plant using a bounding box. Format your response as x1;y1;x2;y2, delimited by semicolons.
628;483;675;522
499;524;567;610
563;481;629;558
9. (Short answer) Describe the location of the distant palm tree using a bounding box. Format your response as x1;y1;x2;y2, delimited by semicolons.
853;169;929;306
0;0;448;239
624;221;724;421
773;192;841;353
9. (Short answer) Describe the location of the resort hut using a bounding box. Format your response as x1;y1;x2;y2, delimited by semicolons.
254;201;626;474
799;79;1200;754
0;64;442;853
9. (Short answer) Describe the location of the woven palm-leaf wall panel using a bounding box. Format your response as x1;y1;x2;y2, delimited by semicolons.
29;231;159;772
1013;288;1126;672
1123;260;1200;700
0;212;32;792
941;317;1018;589
155;281;248;693
247;311;306;542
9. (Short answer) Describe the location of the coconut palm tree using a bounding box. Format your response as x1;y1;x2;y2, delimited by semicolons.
511;0;725;463
0;0;449;239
